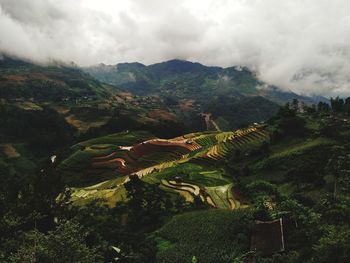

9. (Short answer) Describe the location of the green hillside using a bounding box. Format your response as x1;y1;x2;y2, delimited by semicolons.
0;56;113;101
0;57;196;157
84;59;328;130
1;57;348;263
3;96;350;262
60;125;270;208
85;60;309;102
49;102;350;262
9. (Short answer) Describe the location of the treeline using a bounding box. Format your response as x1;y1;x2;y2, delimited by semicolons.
0;158;201;262
0;104;75;155
203;96;280;129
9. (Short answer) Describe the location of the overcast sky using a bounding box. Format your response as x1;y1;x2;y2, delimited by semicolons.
1;0;350;96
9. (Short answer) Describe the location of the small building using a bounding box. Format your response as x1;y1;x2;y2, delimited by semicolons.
250;218;285;256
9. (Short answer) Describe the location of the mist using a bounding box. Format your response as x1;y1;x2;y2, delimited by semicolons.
1;0;350;97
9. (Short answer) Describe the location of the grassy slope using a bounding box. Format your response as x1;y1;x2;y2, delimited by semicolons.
62;113;341;211
0;143;37;172
62;126;270;208
53;112;350;262
151;114;347;262
154;209;252;263
58;131;156;186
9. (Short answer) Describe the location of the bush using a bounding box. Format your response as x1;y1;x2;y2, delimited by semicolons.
10;221;103;263
155;209;253;263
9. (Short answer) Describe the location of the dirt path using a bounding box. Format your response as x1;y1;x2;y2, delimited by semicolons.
210;119;221;131
92;152;118;160
92;157;126;168
201;113;221;131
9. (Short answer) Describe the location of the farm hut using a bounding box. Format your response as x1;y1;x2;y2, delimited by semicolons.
250;218;285;256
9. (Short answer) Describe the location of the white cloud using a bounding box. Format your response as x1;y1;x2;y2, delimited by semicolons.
1;0;350;96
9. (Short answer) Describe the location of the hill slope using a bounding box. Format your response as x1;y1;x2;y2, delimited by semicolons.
84;59;324;104
84;59;328;129
0;57;195;156
60;125;271;208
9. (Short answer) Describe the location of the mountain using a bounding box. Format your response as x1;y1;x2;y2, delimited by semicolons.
84;59;324;104
84;59;329;130
0;56;114;101
2;54;350;262
0;57;192;157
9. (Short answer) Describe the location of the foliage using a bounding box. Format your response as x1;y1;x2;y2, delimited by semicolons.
311;225;350;263
155;209;253;263
9;221;103;263
0;104;75;154
125;175;175;230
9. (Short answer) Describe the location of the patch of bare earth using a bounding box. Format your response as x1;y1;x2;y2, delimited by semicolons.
1;144;20;158
31;72;51;80
52;106;70;114
65;115;110;133
147;109;177;121
179;99;195;111
4;75;27;81
16;102;43;111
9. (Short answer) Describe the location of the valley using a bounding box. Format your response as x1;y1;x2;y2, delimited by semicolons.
60;126;269;208
1;1;350;262
1;56;350;263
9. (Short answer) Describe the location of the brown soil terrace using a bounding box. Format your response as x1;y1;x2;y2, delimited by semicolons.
92;157;126;168
90;138;202;174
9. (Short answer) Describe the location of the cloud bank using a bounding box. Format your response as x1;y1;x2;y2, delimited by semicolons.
1;0;350;96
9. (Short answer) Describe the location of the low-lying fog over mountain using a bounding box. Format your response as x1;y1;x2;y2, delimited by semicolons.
1;0;350;97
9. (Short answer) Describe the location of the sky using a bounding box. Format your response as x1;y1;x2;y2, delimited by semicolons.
1;0;350;97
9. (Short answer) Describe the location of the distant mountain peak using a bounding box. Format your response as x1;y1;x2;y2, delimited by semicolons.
116;62;146;68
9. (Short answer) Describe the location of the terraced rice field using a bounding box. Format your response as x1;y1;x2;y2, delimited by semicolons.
192;127;270;163
61;137;202;176
160;180;238;209
205;184;239;209
69;176;129;206
160;179;217;207
66;126;270;208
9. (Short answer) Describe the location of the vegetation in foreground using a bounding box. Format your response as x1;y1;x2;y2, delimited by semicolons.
1;97;350;263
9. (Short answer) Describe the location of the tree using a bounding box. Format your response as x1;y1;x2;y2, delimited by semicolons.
325;147;350;199
292;98;299;112
10;221;103;263
247;180;282;201
315;195;350;225
330;96;344;112
317;101;330;112
276;199;321;257
241;165;251;177
319;119;340;137
275;103;306;136
125;175;173;230
311;225;350;263
343;97;350;113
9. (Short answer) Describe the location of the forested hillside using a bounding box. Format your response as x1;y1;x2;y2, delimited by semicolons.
2;97;350;262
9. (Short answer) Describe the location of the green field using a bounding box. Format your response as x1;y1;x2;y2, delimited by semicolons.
71;131;155;151
154;209;253;263
64;126;270;208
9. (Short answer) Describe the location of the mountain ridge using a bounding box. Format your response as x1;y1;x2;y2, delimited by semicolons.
84;59;327;105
